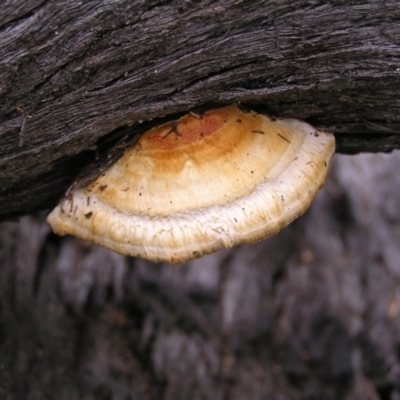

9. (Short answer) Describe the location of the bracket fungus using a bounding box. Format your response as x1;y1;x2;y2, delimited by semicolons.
47;105;335;264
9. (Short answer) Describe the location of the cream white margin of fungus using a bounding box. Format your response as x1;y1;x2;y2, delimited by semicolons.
47;105;335;264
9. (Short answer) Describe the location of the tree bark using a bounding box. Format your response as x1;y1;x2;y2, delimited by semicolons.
2;152;400;399
2;2;400;399
1;0;400;220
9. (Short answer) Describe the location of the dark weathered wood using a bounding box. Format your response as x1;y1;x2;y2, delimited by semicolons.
3;4;400;399
1;0;400;221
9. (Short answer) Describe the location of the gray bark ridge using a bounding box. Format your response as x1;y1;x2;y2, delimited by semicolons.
1;0;400;220
2;153;400;399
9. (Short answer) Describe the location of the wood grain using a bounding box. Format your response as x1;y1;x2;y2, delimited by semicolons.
1;0;399;220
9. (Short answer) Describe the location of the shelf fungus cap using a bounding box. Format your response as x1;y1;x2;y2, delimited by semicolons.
47;105;335;264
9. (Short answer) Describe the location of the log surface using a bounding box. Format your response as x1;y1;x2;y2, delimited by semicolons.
1;0;400;220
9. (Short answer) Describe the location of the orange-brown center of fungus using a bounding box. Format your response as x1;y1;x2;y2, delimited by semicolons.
142;112;227;151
